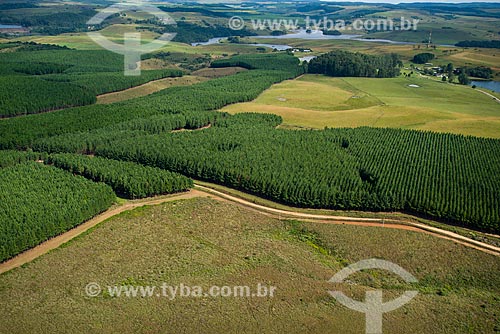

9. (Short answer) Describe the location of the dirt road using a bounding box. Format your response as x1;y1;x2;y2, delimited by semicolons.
1;186;499;275
477;89;500;103
195;185;500;256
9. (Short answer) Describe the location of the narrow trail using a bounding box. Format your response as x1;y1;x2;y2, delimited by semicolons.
476;89;500;103
1;185;499;275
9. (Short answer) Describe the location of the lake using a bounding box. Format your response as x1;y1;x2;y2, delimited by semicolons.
192;38;293;51
471;81;500;93
257;29;432;46
0;24;23;29
192;30;454;49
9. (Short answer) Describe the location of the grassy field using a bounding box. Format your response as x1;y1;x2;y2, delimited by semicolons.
222;74;500;138
0;197;498;333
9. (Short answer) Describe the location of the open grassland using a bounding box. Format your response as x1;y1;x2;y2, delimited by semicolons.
222;74;500;138
0;197;498;334
96;75;208;104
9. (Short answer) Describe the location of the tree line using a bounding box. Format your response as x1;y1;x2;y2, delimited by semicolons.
44;69;183;96
0;162;115;262
48;154;193;199
456;40;500;49
307;50;402;78
0;150;47;168
87;113;500;233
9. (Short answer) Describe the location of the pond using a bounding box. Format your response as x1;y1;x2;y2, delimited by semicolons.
257;29;436;46
192;37;293;51
192;30;455;49
0;24;23;29
471;81;500;93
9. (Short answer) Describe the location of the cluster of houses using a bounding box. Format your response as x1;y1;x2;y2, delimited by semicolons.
289;48;312;53
411;64;462;78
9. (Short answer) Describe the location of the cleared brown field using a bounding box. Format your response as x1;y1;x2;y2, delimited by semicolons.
96;75;208;104
192;66;248;78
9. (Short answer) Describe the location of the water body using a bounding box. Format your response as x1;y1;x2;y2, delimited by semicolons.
192;38;293;51
258;29;450;46
192;30;454;48
0;24;23;29
471;81;500;93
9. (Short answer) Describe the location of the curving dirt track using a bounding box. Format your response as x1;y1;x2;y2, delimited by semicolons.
195;185;500;256
1;186;499;275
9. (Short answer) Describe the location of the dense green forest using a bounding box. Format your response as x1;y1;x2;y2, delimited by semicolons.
0;48;183;116
33;111;221;154
43;69;183;95
0;162;115;262
412;53;436;64
307;50;402;78
0;150;47;168
89;115;500;233
0;49;124;73
0;76;96;117
212;53;305;73
48;154;192;199
462;66;493;79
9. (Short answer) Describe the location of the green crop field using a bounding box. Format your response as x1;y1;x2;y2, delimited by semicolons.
223;74;500;138
0;198;498;334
